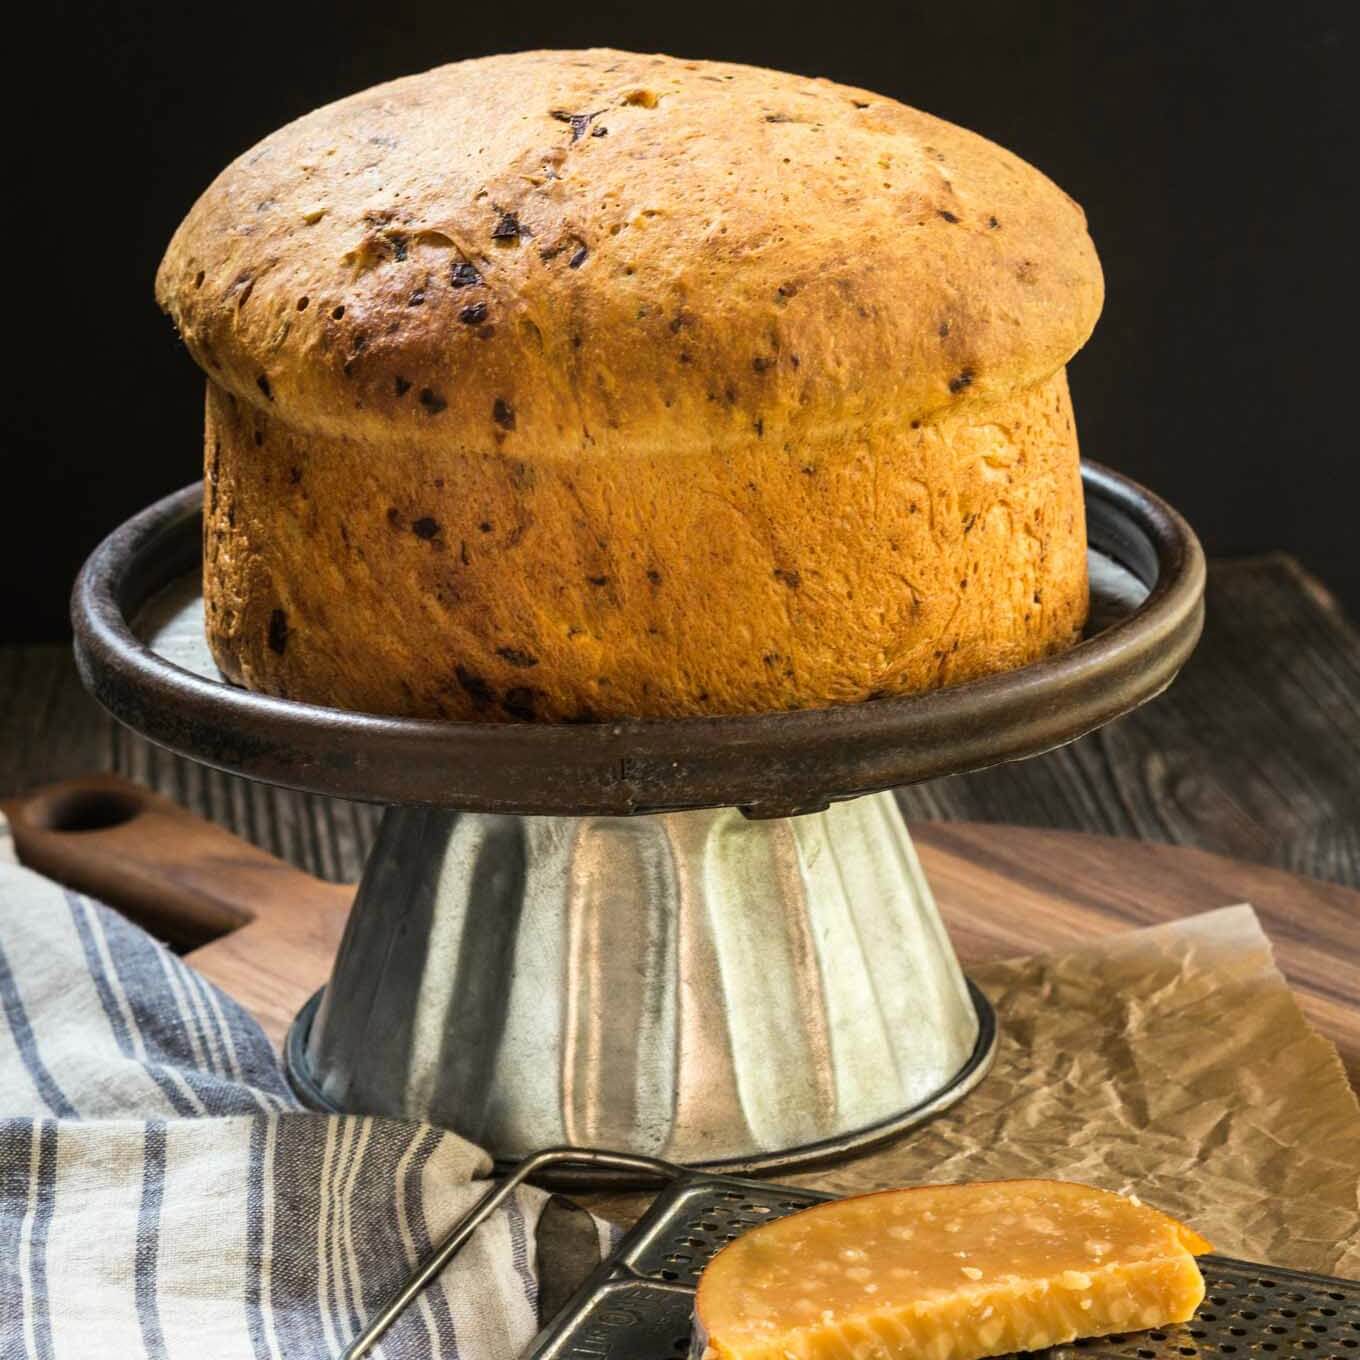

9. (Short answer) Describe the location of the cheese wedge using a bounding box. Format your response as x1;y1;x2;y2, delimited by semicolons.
693;1180;1212;1360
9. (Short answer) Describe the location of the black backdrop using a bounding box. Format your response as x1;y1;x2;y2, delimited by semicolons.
5;2;1354;640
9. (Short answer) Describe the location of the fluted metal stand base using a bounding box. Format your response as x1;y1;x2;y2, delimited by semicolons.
286;792;995;1174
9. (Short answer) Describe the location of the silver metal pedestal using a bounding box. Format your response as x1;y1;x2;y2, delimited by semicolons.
286;791;994;1172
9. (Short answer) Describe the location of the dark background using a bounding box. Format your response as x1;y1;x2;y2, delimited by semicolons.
5;3;1353;640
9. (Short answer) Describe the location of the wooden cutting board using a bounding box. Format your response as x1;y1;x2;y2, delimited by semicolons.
4;773;1357;1086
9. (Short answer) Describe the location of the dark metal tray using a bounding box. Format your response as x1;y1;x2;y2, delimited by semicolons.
528;1173;1359;1359
71;461;1203;817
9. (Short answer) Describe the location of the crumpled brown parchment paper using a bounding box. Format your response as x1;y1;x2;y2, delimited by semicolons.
780;905;1360;1278
12;795;1352;1294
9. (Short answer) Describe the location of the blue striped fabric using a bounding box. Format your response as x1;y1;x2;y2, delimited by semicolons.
0;840;611;1358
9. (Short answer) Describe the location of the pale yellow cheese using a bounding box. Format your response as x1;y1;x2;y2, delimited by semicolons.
694;1180;1212;1360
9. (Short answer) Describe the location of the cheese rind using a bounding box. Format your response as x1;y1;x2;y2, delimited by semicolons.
693;1180;1211;1360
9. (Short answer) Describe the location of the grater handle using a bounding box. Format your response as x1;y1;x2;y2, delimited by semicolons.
342;1147;683;1360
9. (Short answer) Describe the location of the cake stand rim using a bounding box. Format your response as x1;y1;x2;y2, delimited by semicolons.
71;460;1206;815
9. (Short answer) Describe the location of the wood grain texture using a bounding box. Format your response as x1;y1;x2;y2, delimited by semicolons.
6;557;1359;889
898;556;1360;884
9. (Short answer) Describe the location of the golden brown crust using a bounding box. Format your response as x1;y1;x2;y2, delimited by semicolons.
167;50;1101;721
203;369;1087;721
157;49;1102;459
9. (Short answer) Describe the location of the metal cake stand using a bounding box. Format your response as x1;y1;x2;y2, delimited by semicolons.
71;461;1204;1180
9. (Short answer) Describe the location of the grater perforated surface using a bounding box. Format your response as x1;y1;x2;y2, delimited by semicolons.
527;1174;1360;1359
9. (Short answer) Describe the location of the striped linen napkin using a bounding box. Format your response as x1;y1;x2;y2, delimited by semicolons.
0;819;612;1358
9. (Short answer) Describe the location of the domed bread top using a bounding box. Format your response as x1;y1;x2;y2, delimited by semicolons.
156;49;1103;459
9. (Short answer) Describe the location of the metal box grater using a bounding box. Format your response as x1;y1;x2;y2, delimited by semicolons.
526;1174;1360;1359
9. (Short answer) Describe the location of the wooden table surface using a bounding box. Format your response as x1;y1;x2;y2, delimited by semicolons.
2;552;1358;1065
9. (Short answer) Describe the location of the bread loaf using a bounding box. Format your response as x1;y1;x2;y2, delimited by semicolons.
158;49;1103;721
